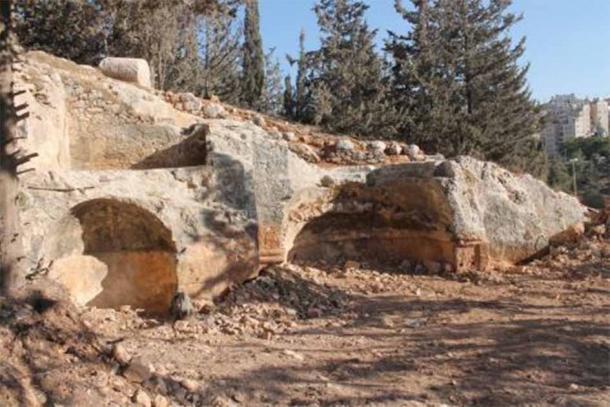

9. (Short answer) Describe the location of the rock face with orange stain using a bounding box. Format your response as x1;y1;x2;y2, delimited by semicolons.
14;52;587;313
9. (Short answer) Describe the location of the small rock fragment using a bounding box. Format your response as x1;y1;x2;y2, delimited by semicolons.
152;394;169;407
320;175;335;188
283;132;296;142
124;356;153;383
180;378;200;392
282;349;305;361
253;114;265;127
336;138;355;152
133;389;152;407
112;343;131;365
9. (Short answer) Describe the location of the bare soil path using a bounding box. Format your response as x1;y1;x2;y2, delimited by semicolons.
2;239;609;406
85;239;610;406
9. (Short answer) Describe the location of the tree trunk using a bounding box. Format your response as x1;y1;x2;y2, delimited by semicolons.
0;0;26;295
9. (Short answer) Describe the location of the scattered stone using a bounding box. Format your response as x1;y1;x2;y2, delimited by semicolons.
344;260;360;270
133;389;152;407
368;140;386;154
406;144;423;160
112;343;131;365
123;356;153;383
282;349;305;361
320;175;335;188
289;143;321;163
385;142;402;156
180;378;201;392
179;92;202;112
283;132;296;142
253;114;266;127
202;103;226;119
152;394;169;407
336;138;355;152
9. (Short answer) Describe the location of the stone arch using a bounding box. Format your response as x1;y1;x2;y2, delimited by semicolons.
285;180;486;272
46;198;178;314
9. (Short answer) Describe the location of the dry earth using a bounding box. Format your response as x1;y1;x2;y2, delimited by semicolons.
1;236;609;407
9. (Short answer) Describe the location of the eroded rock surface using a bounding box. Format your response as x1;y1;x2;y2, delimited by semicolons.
13;52;588;312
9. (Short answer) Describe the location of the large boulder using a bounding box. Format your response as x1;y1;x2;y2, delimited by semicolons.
99;57;152;88
367;157;588;267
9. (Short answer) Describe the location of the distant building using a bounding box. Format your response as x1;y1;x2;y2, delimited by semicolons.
542;94;592;158
590;98;609;137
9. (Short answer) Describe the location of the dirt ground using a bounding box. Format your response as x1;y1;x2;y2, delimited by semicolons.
1;238;609;407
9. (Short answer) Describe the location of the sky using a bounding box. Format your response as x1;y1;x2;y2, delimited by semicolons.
258;0;610;102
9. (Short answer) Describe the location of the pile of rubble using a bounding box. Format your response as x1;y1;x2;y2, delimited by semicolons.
162;90;432;166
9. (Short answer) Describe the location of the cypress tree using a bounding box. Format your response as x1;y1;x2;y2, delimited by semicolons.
389;0;542;172
283;75;294;118
241;0;265;109
294;29;310;121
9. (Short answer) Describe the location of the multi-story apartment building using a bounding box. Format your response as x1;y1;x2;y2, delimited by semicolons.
542;94;592;158
590;98;609;136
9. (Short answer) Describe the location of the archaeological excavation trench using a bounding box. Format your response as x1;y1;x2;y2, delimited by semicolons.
17;53;587;316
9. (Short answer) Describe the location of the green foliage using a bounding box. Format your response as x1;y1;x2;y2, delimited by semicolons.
564;136;610;160
257;48;284;115
559;136;610;208
283;75;295;117
196;8;242;104
387;0;543;172
241;0;265;108
14;0;108;65
303;0;398;138
547;159;572;193
293;29;311;122
14;0;239;93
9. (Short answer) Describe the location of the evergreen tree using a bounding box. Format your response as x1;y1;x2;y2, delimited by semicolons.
388;0;542;172
14;0;234;92
283;75;295;118
309;0;397;138
257;48;284;115
241;0;265;108
106;1;199;91
196;6;242;104
14;0;108;65
294;29;311;121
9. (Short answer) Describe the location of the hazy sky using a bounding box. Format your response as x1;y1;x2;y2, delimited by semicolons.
258;0;610;102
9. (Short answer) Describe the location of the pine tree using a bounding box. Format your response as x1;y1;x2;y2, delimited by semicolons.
388;0;542;172
309;0;397;138
14;0;108;65
196;7;242;104
107;1;200;91
241;0;265;109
